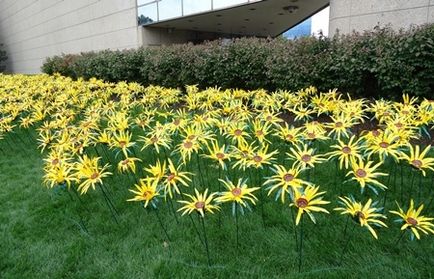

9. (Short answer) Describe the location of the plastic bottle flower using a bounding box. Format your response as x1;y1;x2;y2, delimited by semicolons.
346;158;388;192
111;130;135;157
399;144;434;176
117;157;141;174
163;159;192;198
264;164;310;203
251;119;272;144
143;159;166;182
290;185;330;225
390;200;434;240
335;196;387;239
74;155;112;194
365;129;401;161
44;163;77;188
327;135;363;170
178;188;220;217
203;140;231;170
127;178;160;208
275;123;302;145
287;143;325;169
248;144;278;169
216;178;260;212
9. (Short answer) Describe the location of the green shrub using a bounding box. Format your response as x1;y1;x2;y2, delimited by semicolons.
41;24;434;99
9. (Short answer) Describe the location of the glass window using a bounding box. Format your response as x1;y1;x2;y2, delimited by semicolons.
137;3;157;25
183;0;211;15
158;0;182;21
137;0;155;6
213;0;247;10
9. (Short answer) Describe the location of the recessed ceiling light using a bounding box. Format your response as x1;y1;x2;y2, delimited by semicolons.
188;19;194;22
217;23;222;25
282;5;299;13
216;14;222;17
278;12;284;16
269;22;274;24
244;18;250;21
249;8;256;11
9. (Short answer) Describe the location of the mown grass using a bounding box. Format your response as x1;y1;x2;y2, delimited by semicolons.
0;128;433;279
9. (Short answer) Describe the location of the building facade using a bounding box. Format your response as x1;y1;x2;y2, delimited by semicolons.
329;0;434;36
0;0;433;73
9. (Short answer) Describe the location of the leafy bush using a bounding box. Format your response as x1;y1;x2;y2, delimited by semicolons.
41;24;434;99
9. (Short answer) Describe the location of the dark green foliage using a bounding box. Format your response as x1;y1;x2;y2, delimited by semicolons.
41;24;434;98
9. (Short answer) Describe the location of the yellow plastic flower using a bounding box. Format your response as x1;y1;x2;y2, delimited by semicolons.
346;158;388;191
127;178;160;208
178;188;219;217
287;143;325;169
264;164;310;203
203;140;231;170
117;157;141;174
216;178;260;208
163;159;192;198
75;156;112;194
335;196;387;239
290;185;330;225
327;135;363;170
399;144;434;176
390;200;434;240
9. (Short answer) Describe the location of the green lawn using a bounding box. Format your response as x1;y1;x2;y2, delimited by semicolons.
0;128;433;279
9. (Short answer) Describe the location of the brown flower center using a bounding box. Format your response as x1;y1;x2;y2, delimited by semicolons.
342;146;351;154
256;130;264;136
195;201;205;209
90;172;99;180
301;154;311;162
296;197;308;208
283;173;294;182
173;119;180;125
307;132;316;139
411;159;422;169
151;136;158;143
372;130;380;137
406;217;418;226
183;141;193;149
167;173;176;181
122;159;129;165
266;116;273;121
335;121;343;128
52;158;59;165
119;140;126;147
234;129;242;136
286;134;294;141
216;153;225;160
231;188;242;197
188;135;196;140
356;211;365;219
355;169;367;178
379;142;389;148
253;155;263;163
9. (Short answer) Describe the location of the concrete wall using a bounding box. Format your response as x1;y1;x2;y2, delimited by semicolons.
0;0;141;73
329;0;434;36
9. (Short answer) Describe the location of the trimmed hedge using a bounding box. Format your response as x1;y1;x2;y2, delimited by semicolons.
41;24;434;98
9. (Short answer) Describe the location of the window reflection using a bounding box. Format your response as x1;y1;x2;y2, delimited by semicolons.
213;0;248;9
159;0;182;20
183;0;211;15
137;3;157;25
